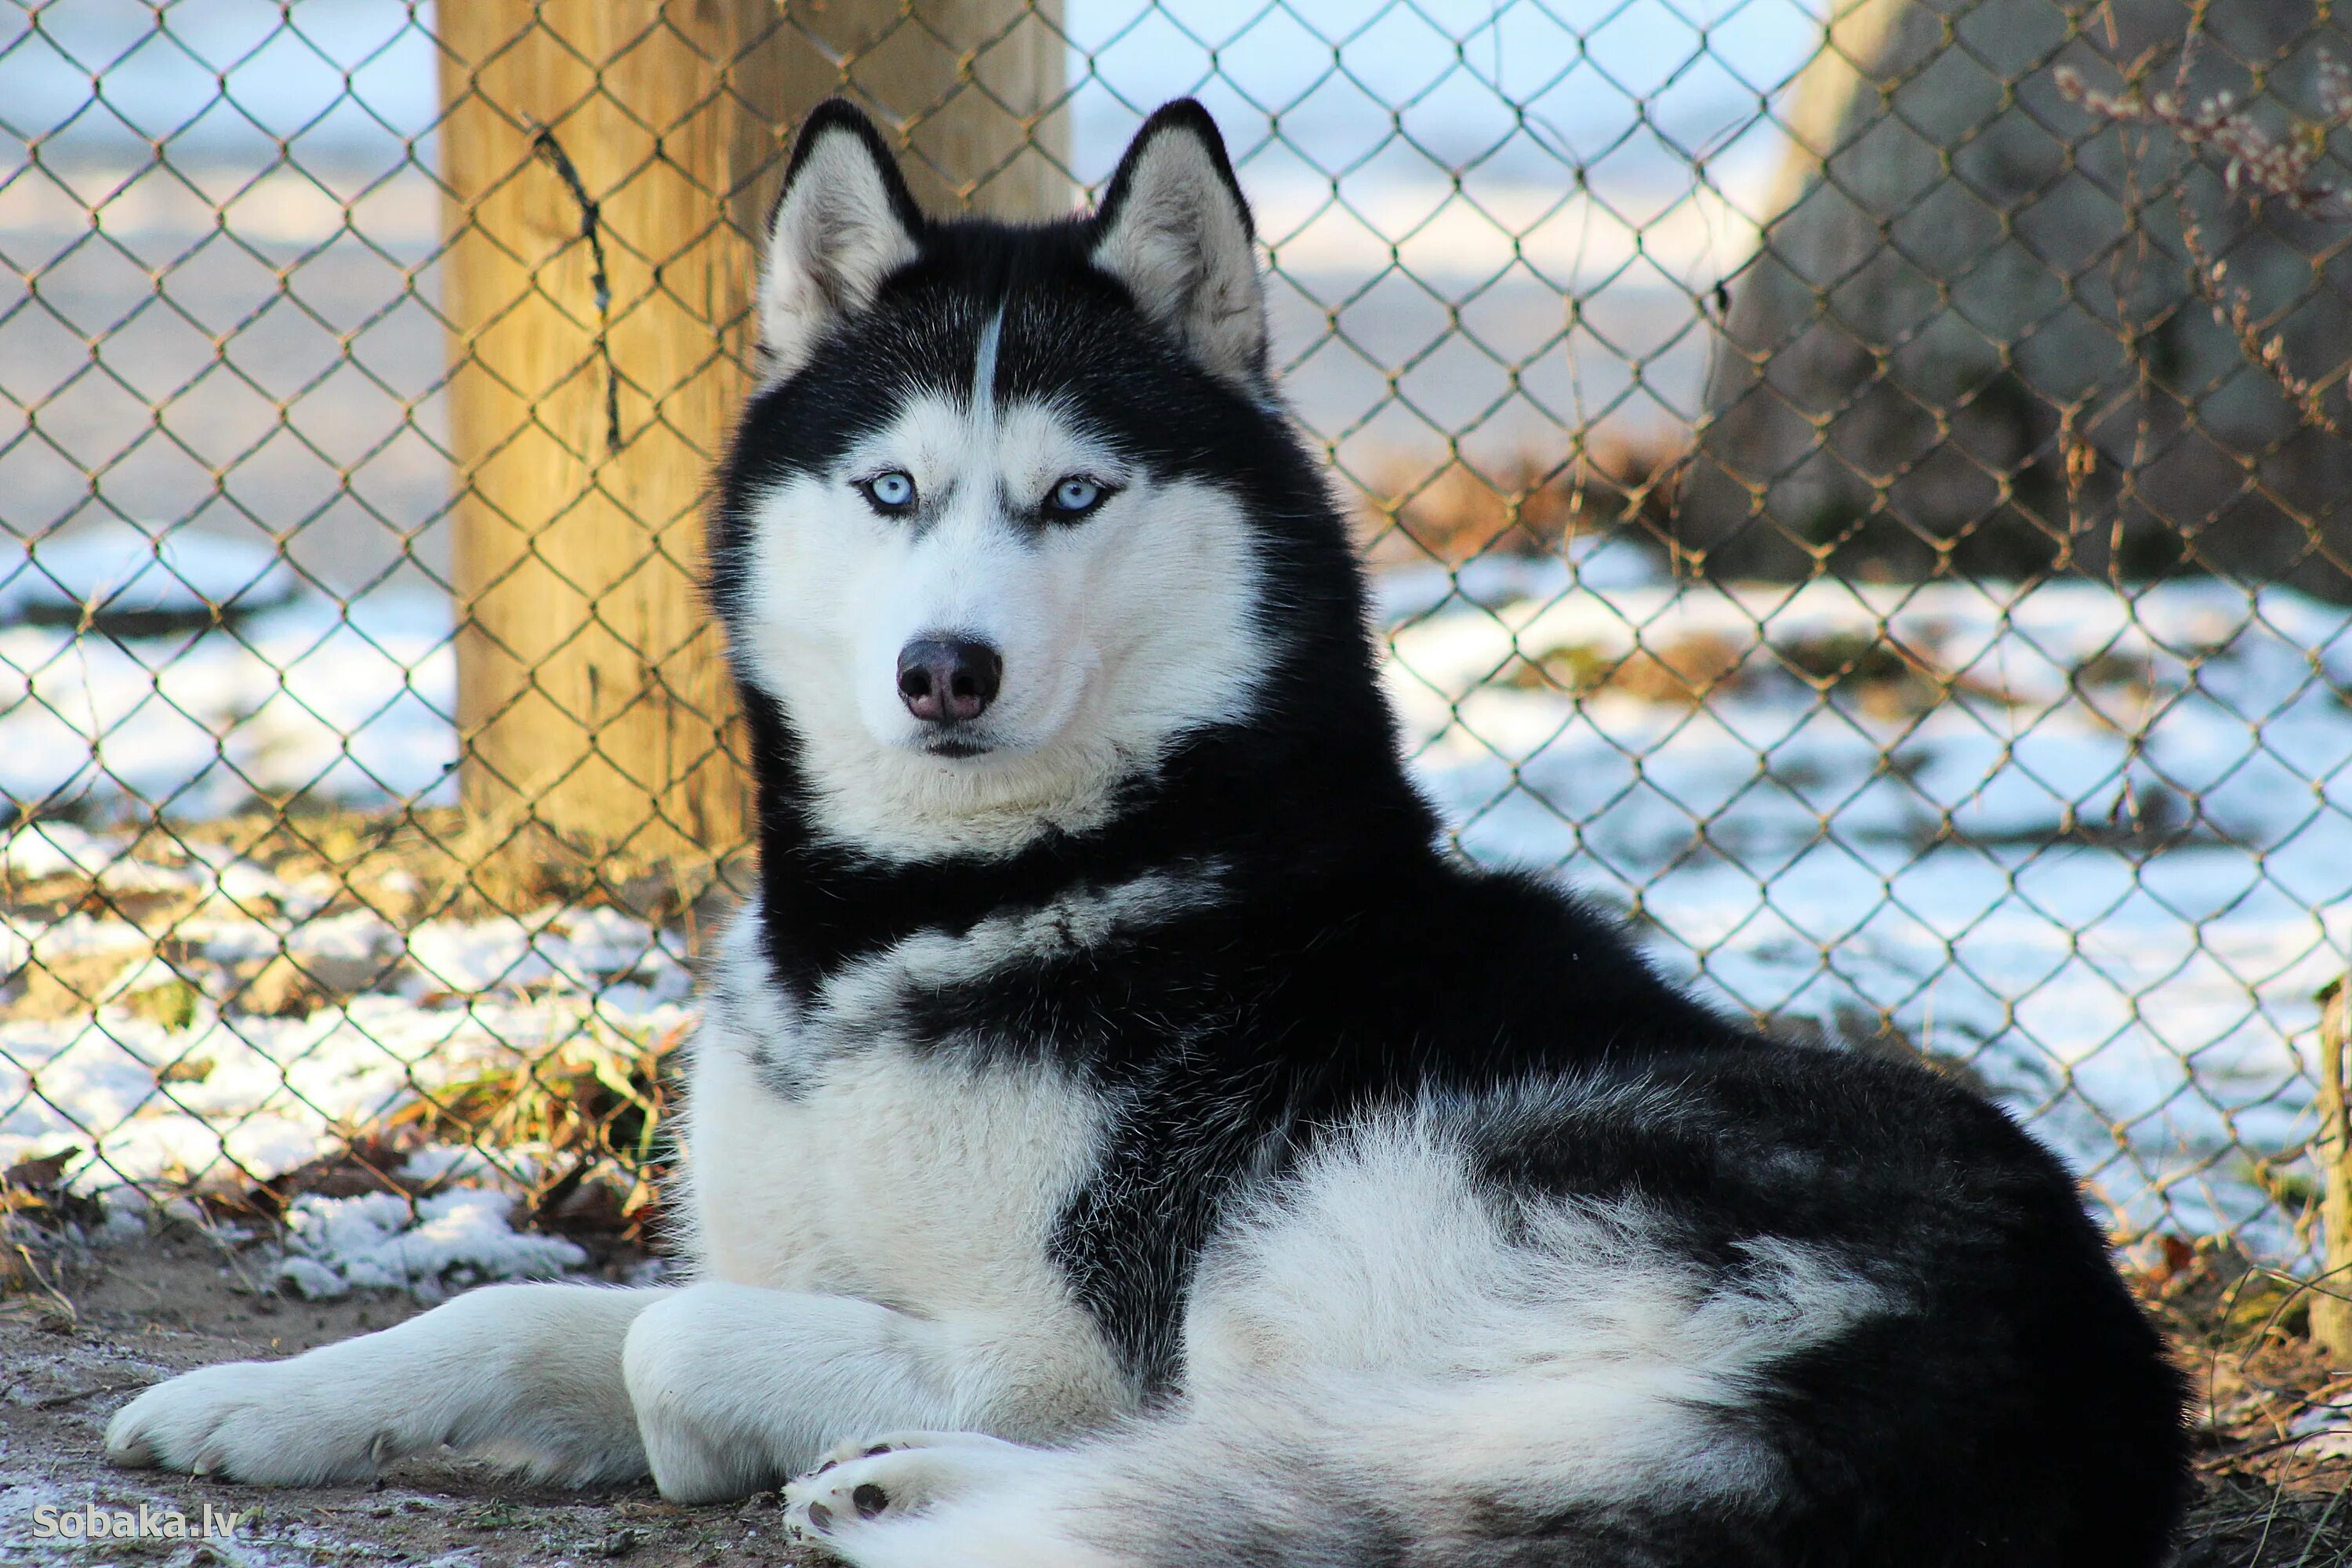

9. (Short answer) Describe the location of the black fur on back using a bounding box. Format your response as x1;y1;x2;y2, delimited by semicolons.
708;99;2189;1567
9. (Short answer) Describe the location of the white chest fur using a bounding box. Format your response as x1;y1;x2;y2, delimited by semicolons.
674;904;1128;1428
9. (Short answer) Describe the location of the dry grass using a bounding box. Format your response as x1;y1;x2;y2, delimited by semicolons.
2;804;746;936
1;803;708;1272
1350;434;1685;569
378;1023;684;1262
2;1148;106;1310
2183;1471;2352;1567
1;803;747;1038
1508;630;1753;704
2135;1240;2352;1563
175;1022;688;1272
1501;624;2038;721
187;805;744;926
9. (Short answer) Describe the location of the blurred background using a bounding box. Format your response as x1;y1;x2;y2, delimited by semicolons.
2;0;2350;1341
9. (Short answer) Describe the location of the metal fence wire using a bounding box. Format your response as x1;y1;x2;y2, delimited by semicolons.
2;0;2350;1276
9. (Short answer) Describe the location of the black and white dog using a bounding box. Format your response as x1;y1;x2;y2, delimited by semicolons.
109;100;2190;1566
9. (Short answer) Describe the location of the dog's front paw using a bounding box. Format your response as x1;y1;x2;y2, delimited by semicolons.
106;1361;381;1485
783;1431;1033;1543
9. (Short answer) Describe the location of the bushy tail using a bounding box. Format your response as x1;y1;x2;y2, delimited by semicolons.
793;1375;1772;1568
796;1348;2183;1568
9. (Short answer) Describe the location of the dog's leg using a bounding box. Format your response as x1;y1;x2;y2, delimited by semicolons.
106;1282;662;1486
620;1280;1044;1503
110;1278;1113;1501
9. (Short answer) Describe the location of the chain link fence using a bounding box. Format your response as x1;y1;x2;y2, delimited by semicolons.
2;0;2350;1287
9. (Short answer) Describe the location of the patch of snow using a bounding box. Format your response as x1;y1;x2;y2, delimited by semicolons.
286;908;400;966
2287;1404;2352;1461
2;822;111;880
1375;536;1668;624
0;522;296;628
396;1143;513;1189
1386;575;2352;1253
0;584;456;820
1;822;209;898
2;889;691;1192
187;842;332;917
273;1189;586;1301
2;912;150;977
403;907;688;1001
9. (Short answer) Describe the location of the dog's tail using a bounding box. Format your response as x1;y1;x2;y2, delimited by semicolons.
818;1371;1785;1568
804;1313;2185;1568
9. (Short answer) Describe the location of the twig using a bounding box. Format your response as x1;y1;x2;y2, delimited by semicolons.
8;1240;78;1325
34;1378;152;1410
2321;977;2352;1365
2055;54;2352;216
2180;216;2339;435
2056;49;2352;435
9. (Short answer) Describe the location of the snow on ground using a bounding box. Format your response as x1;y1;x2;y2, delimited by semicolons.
1383;540;2352;1250
272;1188;589;1301
0;521;298;631
4;551;2352;1262
0;868;689;1194
0;530;456;818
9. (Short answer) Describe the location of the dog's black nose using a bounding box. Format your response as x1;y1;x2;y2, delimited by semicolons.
897;637;1002;724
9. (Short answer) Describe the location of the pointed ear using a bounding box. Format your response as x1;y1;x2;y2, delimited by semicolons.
758;100;924;379
1090;101;1267;387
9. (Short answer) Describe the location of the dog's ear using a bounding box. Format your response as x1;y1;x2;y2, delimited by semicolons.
758;100;924;379
1091;102;1266;387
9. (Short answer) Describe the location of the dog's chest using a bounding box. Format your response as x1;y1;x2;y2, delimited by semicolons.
685;925;1109;1323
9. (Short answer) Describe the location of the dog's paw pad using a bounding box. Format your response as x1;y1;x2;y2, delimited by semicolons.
782;1432;1028;1543
786;1457;902;1540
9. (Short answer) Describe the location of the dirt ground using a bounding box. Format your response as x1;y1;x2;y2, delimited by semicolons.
0;1224;823;1568
8;1221;2352;1566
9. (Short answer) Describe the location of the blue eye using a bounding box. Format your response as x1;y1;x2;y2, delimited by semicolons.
1046;476;1109;518
861;471;916;514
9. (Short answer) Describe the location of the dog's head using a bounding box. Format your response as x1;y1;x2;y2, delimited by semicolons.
714;100;1345;862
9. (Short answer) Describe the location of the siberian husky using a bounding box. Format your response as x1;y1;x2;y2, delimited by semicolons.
108;99;2189;1566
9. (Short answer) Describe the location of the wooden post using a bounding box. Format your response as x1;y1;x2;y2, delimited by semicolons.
436;0;1068;874
2315;977;2352;1363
